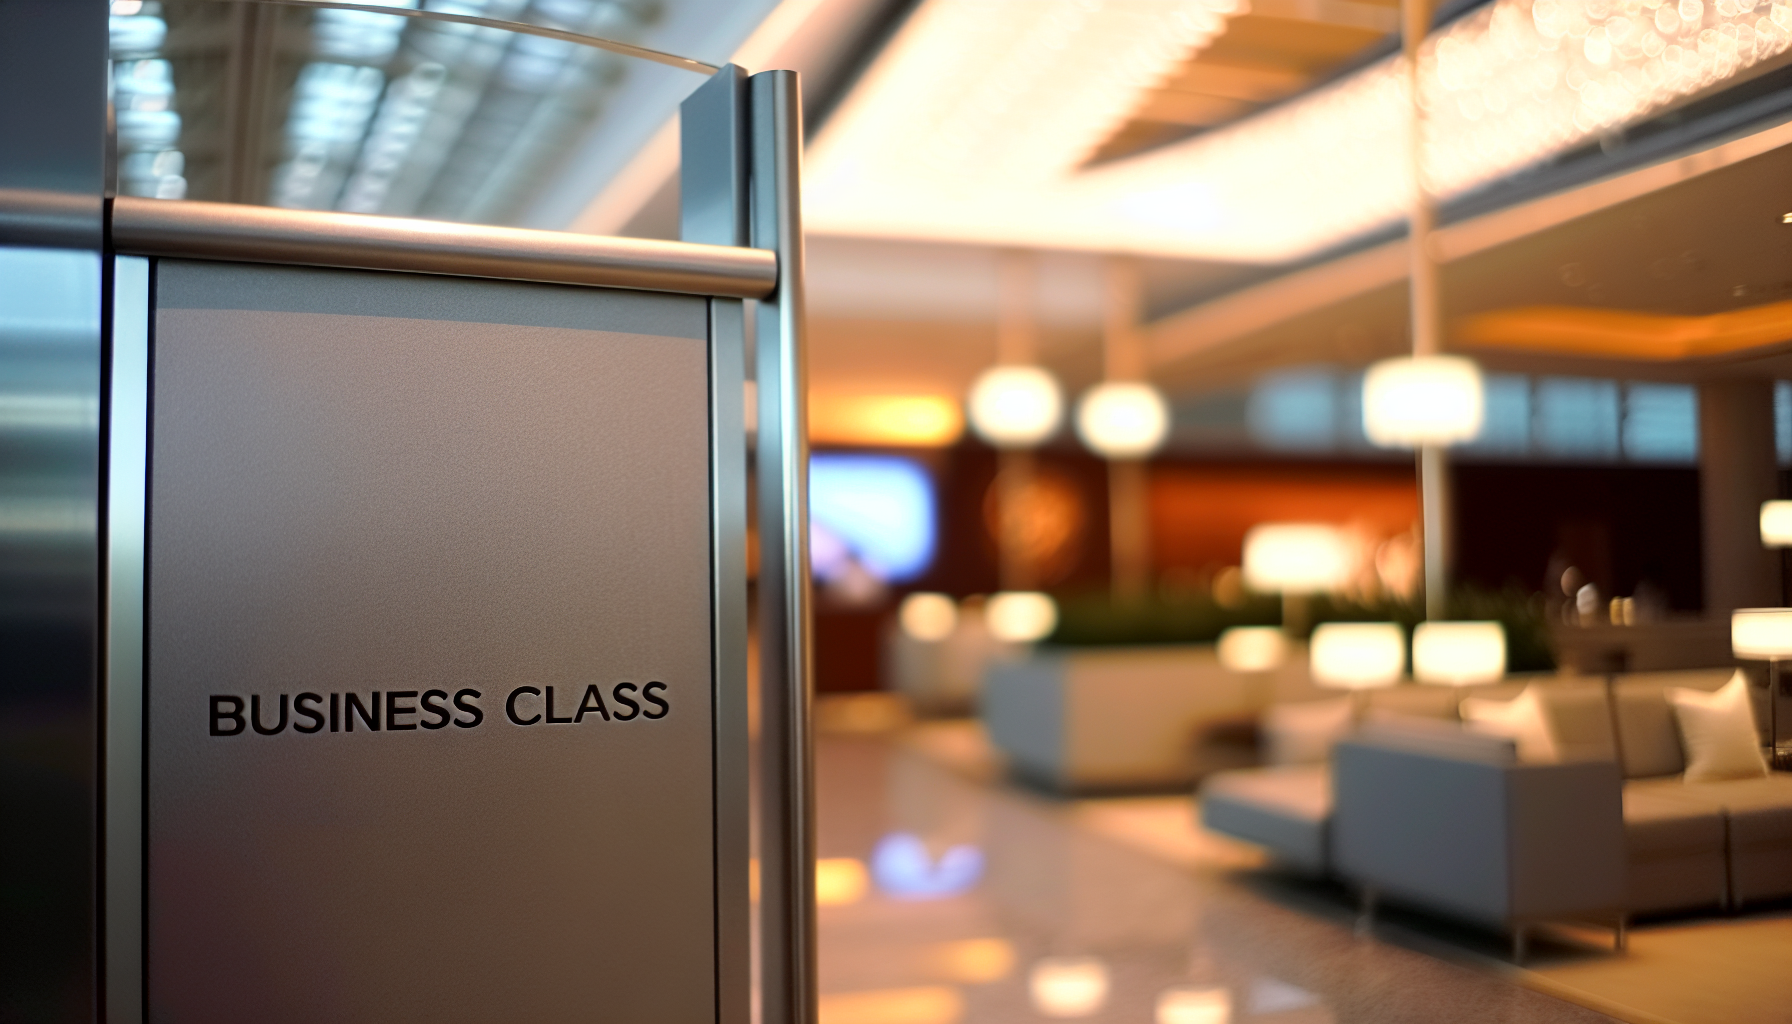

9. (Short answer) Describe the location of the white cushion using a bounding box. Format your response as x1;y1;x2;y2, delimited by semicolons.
1461;684;1558;763
1668;671;1768;783
1262;697;1353;766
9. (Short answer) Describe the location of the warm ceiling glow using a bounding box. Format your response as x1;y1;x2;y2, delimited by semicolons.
1762;501;1792;547
811;393;965;447
1075;381;1171;459
900;592;959;642
966;366;1064;449
986;591;1059;643
808;0;1788;262
1217;626;1287;673
1028;957;1110;1018
1310;622;1406;689
816;857;870;906
1732;607;1792;659
1459;300;1792;361
1411;621;1506;686
1362;355;1485;449
1242;523;1353;595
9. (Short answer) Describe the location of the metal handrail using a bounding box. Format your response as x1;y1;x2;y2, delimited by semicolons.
110;196;776;299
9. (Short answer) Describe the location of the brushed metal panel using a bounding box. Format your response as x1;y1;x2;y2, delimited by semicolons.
148;261;715;1024
111;196;775;299
106;255;152;1024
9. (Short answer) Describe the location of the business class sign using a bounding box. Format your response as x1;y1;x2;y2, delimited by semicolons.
143;260;725;1024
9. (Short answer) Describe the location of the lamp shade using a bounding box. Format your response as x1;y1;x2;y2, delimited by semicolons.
898;592;957;642
1242;522;1351;595
986;591;1058;643
1411;621;1506;685
1362;355;1484;448
1732;608;1792;659
967;365;1062;448
1762;501;1792;548
1217;626;1287;673
1310;622;1405;689
1074;381;1170;458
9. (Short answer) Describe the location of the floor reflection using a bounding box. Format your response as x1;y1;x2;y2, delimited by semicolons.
816;729;1619;1024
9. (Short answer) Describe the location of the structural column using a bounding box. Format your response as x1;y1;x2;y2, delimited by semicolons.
1104;257;1152;600
1698;378;1780;613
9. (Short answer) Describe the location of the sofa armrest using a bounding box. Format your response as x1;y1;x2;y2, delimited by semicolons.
1333;737;1623;927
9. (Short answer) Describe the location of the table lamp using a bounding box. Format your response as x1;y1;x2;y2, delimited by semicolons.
1217;625;1287;674
1412;620;1505;722
1310;622;1405;718
1761;500;1792;547
1732;608;1792;768
1412;621;1505;686
1242;523;1351;635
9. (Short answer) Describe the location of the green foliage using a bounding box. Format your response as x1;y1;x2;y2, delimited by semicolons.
1045;582;1555;672
1046;590;1280;646
1444;584;1556;673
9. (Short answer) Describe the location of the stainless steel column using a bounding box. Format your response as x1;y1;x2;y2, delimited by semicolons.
683;65;753;1024
1699;377;1779;613
750;69;816;1024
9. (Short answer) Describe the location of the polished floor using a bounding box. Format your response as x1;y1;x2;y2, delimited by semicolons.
814;722;1628;1024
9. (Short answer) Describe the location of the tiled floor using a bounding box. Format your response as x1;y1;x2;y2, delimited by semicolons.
815;729;1624;1024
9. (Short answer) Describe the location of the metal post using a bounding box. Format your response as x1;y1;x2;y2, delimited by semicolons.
1403;0;1451;621
681;64;753;1024
1420;444;1449;620
750;69;816;1024
1103;257;1151;600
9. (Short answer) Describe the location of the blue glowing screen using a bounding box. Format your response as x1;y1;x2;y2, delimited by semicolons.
809;454;938;583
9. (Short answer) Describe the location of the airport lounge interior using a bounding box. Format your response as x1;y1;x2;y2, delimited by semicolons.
7;0;1792;1022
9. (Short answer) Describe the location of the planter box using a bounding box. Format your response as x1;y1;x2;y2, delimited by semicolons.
983;645;1310;793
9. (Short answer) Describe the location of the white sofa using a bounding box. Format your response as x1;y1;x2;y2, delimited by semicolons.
1200;670;1792;939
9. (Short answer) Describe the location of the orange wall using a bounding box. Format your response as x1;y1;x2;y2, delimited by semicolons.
1150;464;1420;573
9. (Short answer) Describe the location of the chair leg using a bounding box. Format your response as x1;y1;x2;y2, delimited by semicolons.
1613;914;1628;953
1355;886;1377;938
1512;925;1528;964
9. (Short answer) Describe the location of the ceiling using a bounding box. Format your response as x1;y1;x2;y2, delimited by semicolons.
107;0;1792;447
1146;108;1792;392
1087;0;1399;163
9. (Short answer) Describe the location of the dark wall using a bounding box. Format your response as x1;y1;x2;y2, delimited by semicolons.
815;448;1714;692
812;440;1113;693
1452;462;1704;610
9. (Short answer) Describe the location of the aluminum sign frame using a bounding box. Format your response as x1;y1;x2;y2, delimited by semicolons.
91;62;809;1024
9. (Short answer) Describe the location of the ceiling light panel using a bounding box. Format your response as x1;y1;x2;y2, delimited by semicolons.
807;0;1792;263
806;0;1244;219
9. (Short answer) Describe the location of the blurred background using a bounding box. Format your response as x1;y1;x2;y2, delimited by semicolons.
66;0;1792;1021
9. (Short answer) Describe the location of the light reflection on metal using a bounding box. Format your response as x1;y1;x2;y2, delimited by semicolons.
109;196;777;297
